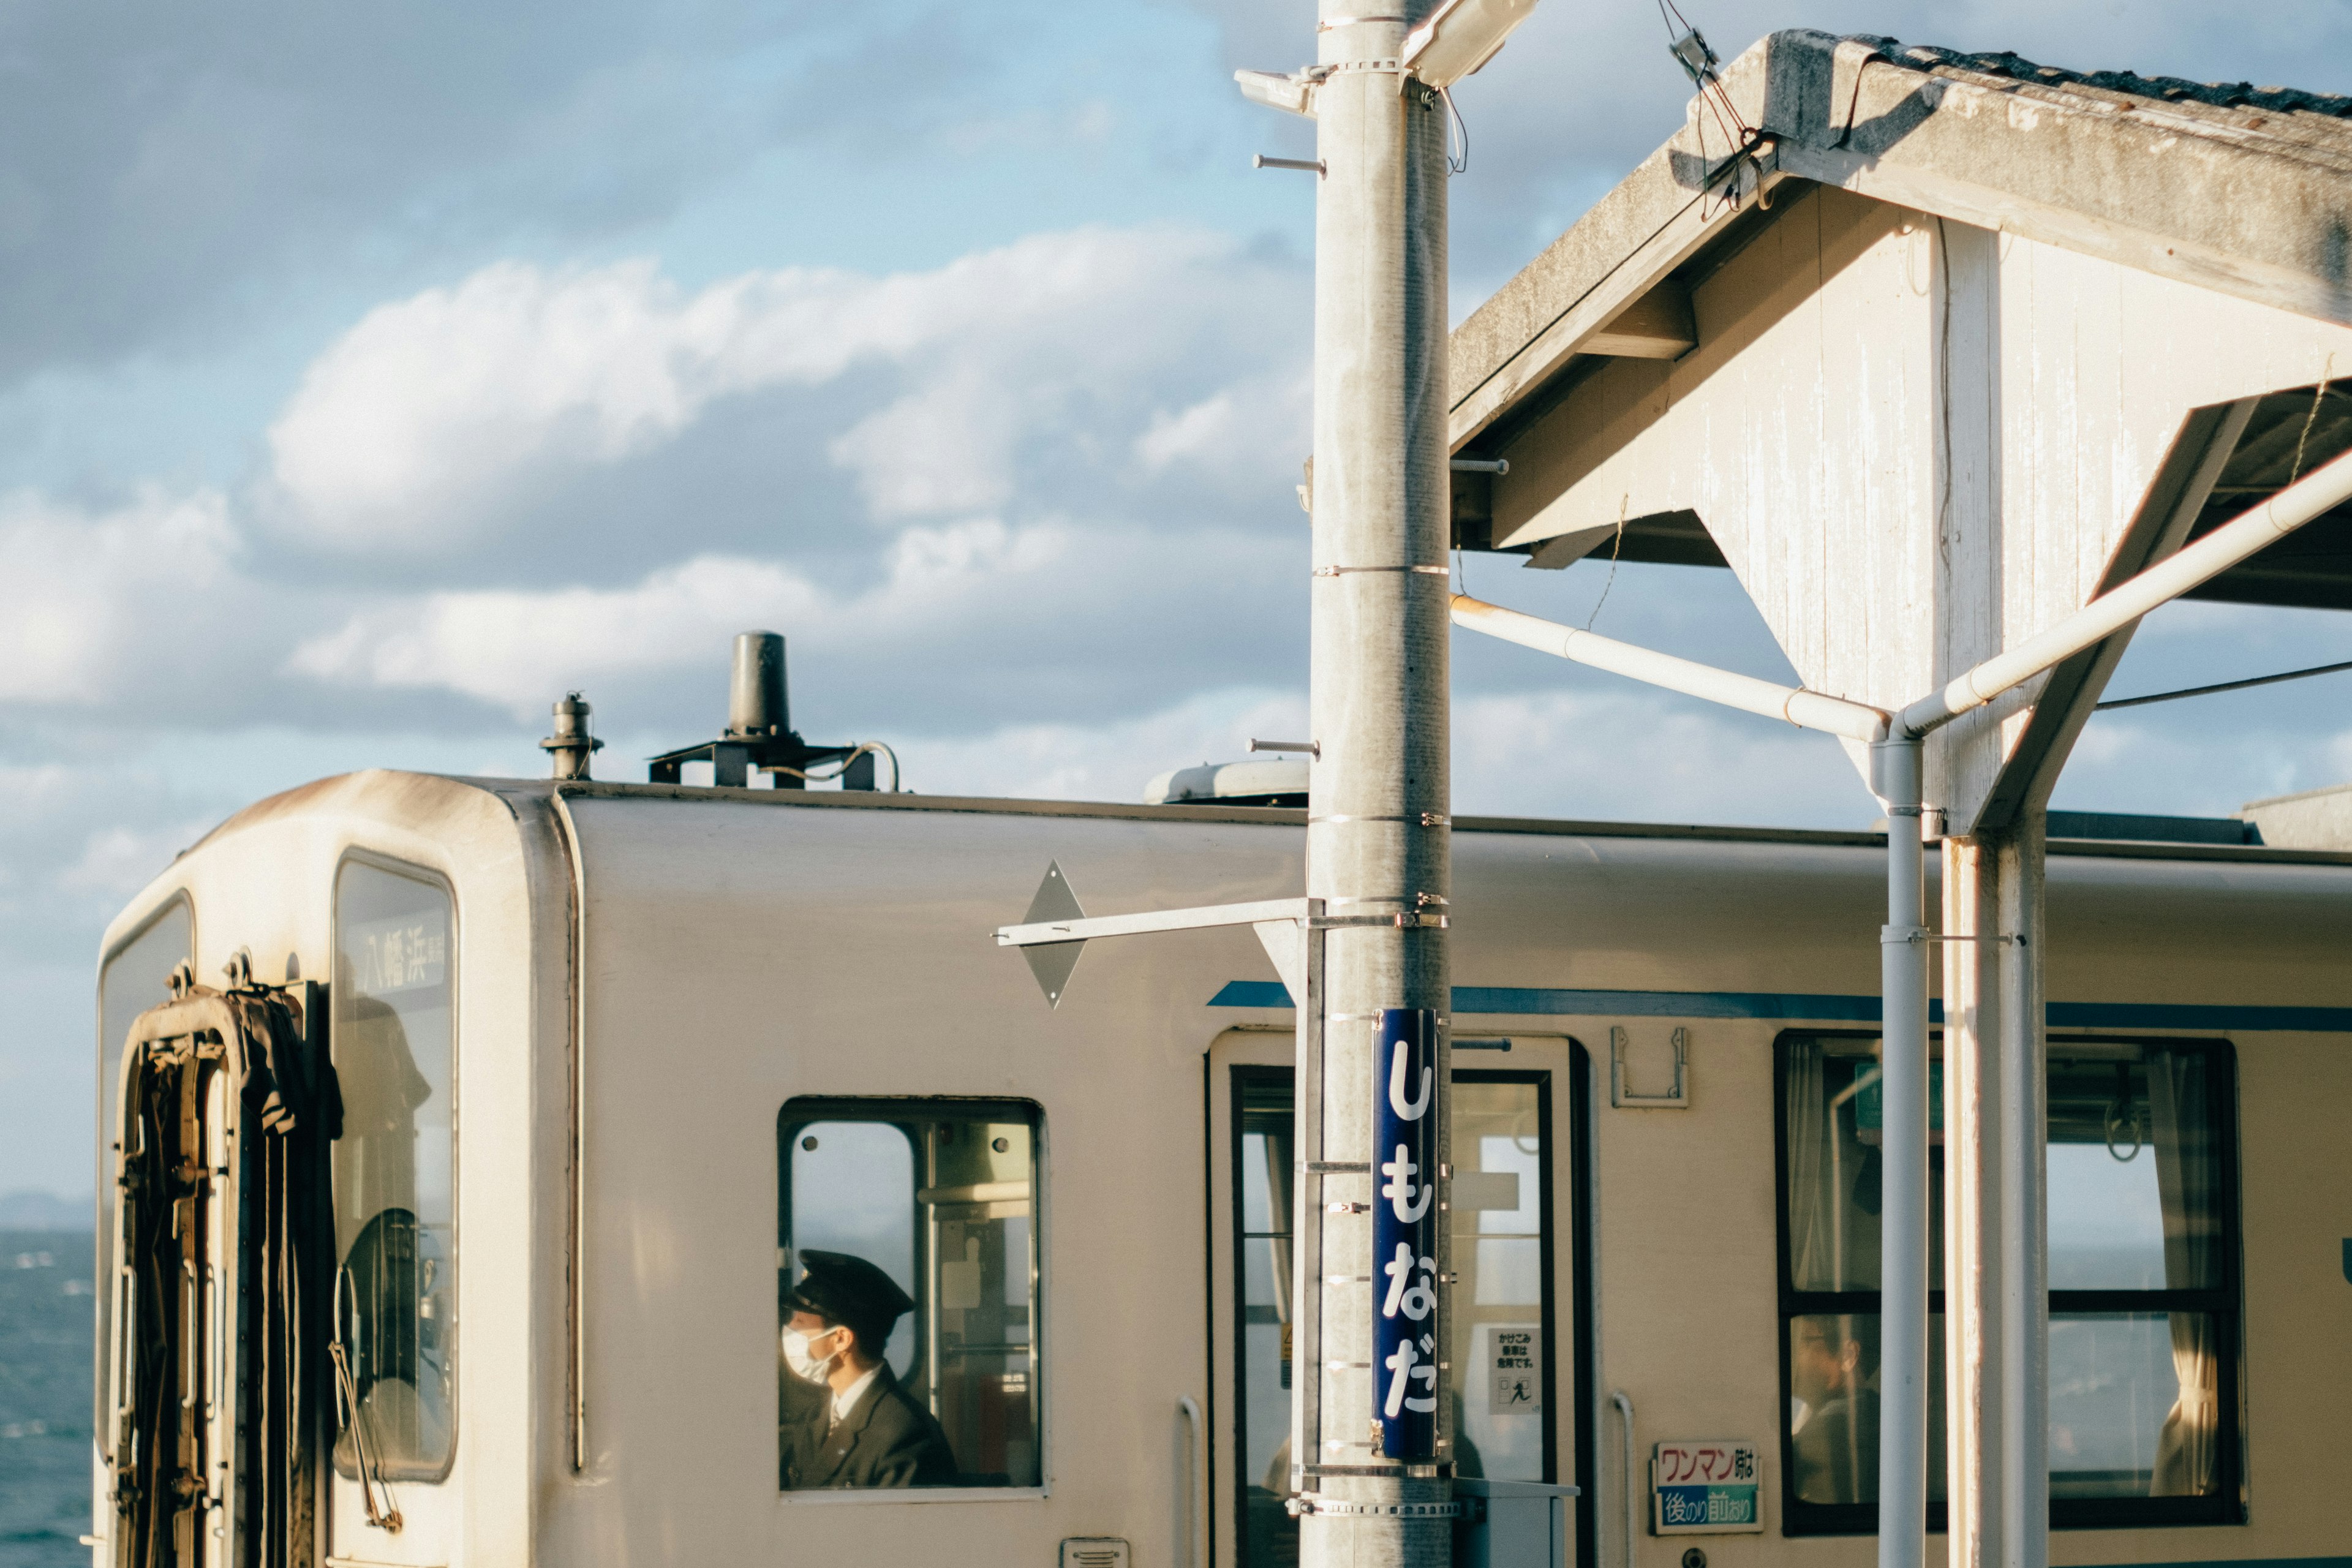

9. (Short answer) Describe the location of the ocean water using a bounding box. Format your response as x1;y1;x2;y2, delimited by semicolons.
0;1230;91;1568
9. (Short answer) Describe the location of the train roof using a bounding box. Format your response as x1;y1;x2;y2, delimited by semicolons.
104;769;2352;1029
175;769;2352;871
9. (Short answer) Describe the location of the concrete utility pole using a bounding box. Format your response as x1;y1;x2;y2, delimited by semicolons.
1302;4;1453;1563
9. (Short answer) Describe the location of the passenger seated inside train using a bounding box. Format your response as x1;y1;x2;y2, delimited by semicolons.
779;1102;1044;1491
1789;1314;1879;1505
780;1251;957;1489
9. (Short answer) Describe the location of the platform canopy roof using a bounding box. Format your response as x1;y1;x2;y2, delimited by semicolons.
1448;29;2352;831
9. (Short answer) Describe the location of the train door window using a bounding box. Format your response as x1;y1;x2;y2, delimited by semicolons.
331;856;457;1481
1234;1076;1294;1563
1775;1034;2239;1533
777;1098;1042;1491
1231;1066;1560;1566
1451;1076;1555;1482
94;895;192;1457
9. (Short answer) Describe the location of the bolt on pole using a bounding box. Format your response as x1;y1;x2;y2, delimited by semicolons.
1298;2;1455;1564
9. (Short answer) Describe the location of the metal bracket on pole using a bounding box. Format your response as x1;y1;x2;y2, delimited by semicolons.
993;861;1313;1009
1292;899;1326;1491
992;869;1339;1491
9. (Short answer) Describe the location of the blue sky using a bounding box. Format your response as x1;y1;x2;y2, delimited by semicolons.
6;0;2352;1199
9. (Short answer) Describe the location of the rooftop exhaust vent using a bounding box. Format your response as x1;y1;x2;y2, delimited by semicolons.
647;630;897;790
540;692;605;780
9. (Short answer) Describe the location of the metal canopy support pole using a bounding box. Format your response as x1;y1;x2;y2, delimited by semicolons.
1302;2;1453;1564
1943;838;1999;1568
1996;821;2049;1568
1943;814;2049;1568
1872;737;1930;1568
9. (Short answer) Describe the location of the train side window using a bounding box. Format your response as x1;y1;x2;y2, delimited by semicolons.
777;1098;1042;1492
1776;1033;2241;1534
331;856;458;1482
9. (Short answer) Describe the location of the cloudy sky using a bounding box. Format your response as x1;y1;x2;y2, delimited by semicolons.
6;0;2352;1200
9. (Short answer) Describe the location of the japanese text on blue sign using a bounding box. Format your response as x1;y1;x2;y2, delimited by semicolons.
1374;1008;1440;1461
1651;1440;1763;1534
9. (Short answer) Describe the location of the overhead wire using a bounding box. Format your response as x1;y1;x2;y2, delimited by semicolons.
2288;359;2336;486
1440;86;1469;174
2097;371;2348;713
2094;658;2352;712
1654;0;1762;211
1584;494;1630;631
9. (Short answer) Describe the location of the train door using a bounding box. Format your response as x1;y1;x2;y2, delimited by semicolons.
105;959;334;1568
1207;1030;1594;1568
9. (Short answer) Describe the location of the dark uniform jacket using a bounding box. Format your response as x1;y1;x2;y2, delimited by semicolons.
1791;1389;1880;1504
782;1365;957;1490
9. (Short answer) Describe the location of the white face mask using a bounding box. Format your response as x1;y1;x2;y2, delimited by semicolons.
782;1325;843;1382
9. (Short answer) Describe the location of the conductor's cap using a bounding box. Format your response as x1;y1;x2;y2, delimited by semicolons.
787;1250;916;1333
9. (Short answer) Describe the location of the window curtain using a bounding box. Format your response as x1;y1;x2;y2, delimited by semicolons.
1262;1125;1294;1329
1785;1040;1834;1291
2147;1049;2218;1496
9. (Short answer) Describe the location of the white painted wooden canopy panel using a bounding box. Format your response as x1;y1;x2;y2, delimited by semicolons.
1483;183;2352;827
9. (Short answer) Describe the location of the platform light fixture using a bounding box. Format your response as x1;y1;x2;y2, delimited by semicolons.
1234;67;1320;117
1401;0;1540;89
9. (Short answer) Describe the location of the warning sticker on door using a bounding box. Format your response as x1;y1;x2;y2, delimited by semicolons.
1487;1325;1542;1414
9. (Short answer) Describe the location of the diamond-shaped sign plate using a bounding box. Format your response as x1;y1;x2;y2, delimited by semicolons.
1020;860;1088;1008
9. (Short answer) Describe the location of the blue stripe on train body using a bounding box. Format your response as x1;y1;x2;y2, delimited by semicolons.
1206;982;2352;1034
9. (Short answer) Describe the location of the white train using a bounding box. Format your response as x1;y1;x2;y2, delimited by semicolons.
89;705;2352;1568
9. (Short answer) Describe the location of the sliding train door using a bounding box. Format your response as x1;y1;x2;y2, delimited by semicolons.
1207;1030;1594;1568
106;961;335;1568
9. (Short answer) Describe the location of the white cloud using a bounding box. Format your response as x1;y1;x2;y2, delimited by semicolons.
265;225;1308;547
266;256;876;543
0;487;241;704
290;552;826;709
287;517;1076;715
1454;686;1877;827
59;822;212;897
1135;370;1311;486
900;685;1306;802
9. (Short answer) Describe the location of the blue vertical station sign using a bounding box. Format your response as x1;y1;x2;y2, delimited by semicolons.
1374;1007;1440;1461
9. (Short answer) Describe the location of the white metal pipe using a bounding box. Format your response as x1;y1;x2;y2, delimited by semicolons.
995;898;1307;948
1871;738;1931;1568
1450;594;1892;742
1899;445;2352;736
1996;825;2049;1568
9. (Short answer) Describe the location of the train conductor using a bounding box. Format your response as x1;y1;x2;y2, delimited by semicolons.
780;1250;957;1489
